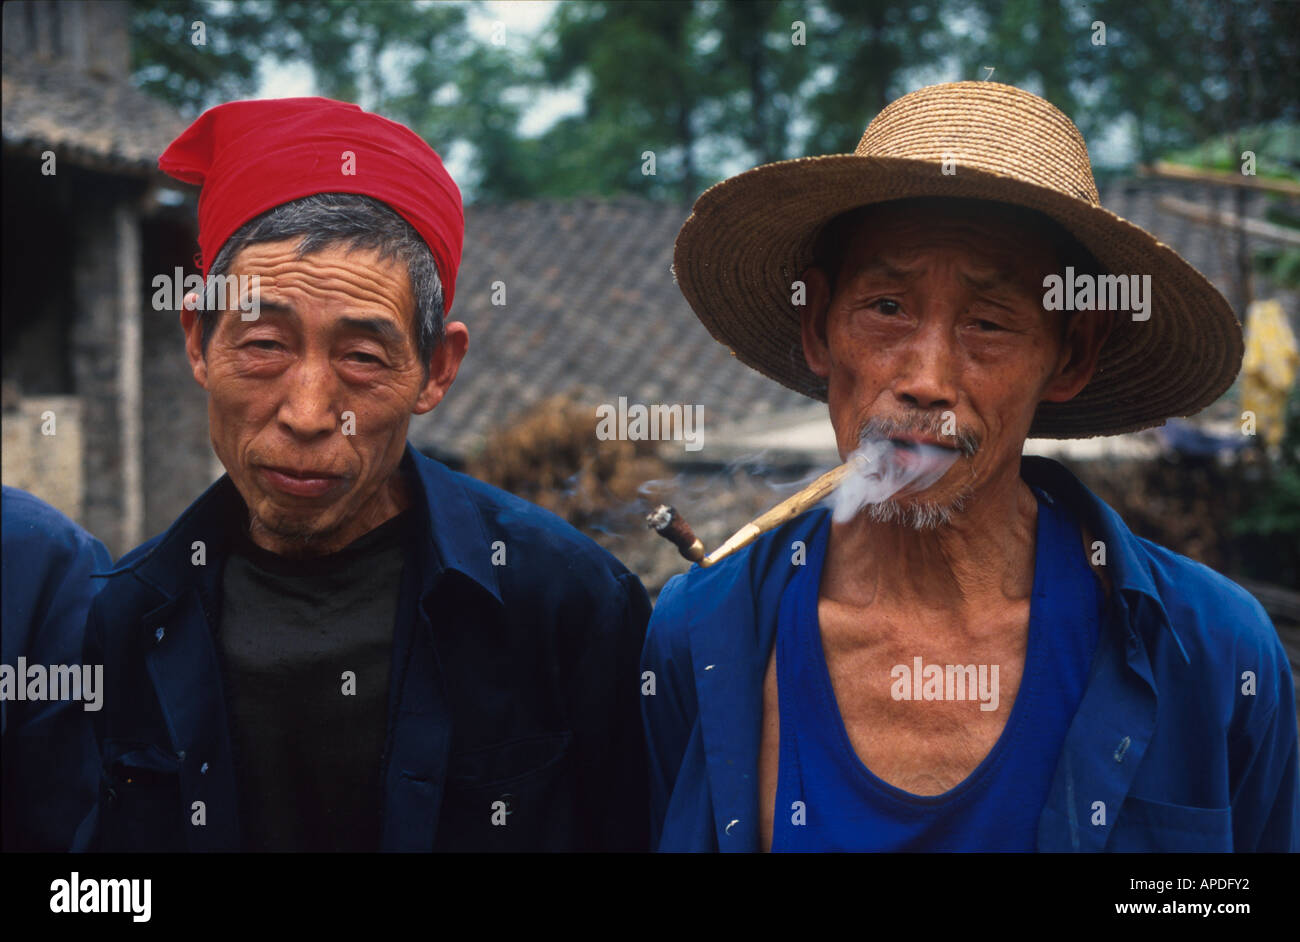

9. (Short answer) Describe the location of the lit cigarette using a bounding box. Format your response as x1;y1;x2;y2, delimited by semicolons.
646;504;705;562
699;462;853;567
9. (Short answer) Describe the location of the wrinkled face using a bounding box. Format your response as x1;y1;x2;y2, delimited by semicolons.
800;202;1110;521
181;240;465;555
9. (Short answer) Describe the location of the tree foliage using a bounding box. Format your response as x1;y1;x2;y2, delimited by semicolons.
129;0;1300;203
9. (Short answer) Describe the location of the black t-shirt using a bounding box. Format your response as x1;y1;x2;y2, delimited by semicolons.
217;509;412;851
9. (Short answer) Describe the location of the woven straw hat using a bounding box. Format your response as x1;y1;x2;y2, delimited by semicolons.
673;81;1243;438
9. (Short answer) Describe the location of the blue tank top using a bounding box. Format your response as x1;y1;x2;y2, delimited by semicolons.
771;486;1102;851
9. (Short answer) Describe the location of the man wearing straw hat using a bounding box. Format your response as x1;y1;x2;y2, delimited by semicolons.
642;81;1298;852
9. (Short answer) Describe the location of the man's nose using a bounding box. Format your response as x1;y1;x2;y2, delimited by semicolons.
277;358;339;439
892;319;959;411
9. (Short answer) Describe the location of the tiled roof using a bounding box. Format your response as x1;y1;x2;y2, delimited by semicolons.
1;57;185;175
409;197;811;459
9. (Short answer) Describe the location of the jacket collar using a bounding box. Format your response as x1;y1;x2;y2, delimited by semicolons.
683;507;829;852
404;443;504;607
108;443;503;608
1019;455;1188;663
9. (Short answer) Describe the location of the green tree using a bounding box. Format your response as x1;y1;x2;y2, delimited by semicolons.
533;0;701;201
703;0;812;165
130;0;534;200
131;0;276;110
129;0;1298;203
801;0;961;155
961;0;1300;167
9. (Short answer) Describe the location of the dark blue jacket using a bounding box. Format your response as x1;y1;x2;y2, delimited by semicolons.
642;456;1300;852
2;486;111;851
79;445;651;851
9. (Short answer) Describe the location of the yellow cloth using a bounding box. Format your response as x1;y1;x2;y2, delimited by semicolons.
1241;299;1299;447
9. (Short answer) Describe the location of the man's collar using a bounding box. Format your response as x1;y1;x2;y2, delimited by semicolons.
1020;454;1188;662
108;443;503;608
401;443;503;606
100;471;243;599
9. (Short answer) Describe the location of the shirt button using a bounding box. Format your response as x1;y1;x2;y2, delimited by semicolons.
200;762;209;774
154;627;165;643
724;819;739;836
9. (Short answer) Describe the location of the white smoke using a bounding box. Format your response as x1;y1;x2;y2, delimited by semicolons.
829;438;960;524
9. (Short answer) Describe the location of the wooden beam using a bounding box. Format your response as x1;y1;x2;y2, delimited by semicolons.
1155;195;1300;247
1140;160;1300;197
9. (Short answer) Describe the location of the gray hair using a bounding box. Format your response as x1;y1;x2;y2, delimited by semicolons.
202;193;445;367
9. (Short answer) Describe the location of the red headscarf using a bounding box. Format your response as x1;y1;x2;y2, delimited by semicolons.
158;97;463;314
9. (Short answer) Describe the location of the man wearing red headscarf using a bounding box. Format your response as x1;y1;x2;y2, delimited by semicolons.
78;99;650;852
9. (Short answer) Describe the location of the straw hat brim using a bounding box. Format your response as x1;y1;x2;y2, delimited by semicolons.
673;154;1243;439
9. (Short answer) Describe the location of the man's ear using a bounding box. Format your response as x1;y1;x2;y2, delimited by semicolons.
180;297;209;388
799;266;833;379
413;320;469;415
1041;309;1115;403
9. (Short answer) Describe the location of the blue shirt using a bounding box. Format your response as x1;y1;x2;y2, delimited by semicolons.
641;456;1300;852
772;486;1100;851
2;486;112;850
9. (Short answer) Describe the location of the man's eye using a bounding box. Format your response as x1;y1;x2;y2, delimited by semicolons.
246;339;281;350
346;352;384;365
974;319;1005;331
871;299;902;315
